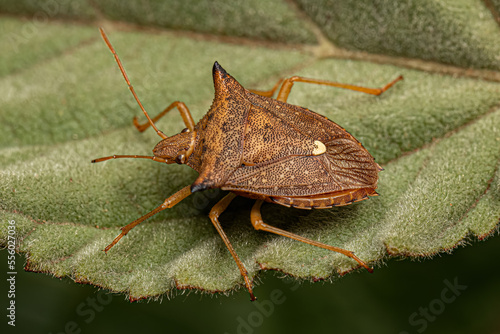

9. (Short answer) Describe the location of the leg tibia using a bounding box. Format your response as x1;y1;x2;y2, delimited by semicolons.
209;193;256;301
250;200;373;273
133;101;195;133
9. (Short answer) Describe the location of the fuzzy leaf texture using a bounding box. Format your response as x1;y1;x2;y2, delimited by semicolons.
0;0;499;300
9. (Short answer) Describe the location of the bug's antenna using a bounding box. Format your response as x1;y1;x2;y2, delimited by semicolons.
99;28;167;140
91;155;167;164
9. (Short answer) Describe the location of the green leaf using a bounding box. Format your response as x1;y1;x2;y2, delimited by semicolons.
1;1;499;301
296;0;500;70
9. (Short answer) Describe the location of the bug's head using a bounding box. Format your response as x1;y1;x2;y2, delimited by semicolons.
153;128;196;164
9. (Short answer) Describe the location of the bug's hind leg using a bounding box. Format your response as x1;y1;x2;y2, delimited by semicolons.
253;75;403;103
209;193;256;301
133;101;195;133
250;200;373;273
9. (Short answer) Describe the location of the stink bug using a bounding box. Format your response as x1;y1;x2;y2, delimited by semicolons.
93;29;403;300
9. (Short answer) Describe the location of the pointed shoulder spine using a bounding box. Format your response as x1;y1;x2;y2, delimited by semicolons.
213;61;230;80
212;61;246;96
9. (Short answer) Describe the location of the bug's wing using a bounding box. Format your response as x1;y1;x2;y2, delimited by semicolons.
223;92;380;198
246;91;363;145
223;137;379;197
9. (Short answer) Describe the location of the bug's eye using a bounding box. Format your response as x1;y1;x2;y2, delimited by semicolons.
175;154;186;164
181;128;190;133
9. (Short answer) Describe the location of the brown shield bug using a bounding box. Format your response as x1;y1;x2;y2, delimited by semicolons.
93;28;403;300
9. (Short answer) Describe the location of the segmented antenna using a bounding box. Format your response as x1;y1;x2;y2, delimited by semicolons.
99;28;167;140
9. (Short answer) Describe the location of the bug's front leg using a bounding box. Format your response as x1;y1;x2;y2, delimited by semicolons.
250;200;373;273
104;185;192;253
133;101;195;133
248;79;284;98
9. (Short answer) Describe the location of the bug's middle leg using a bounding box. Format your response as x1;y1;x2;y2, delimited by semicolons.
250;200;373;273
209;193;256;301
133;101;195;133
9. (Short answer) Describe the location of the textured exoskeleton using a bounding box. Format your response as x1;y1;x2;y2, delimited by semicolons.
94;28;402;301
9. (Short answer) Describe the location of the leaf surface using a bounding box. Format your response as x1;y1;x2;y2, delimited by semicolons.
0;1;499;300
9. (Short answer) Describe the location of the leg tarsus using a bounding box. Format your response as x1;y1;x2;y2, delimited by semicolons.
250;200;373;273
103;185;192;253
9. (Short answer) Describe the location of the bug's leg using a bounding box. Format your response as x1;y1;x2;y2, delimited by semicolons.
275;75;403;102
248;79;284;98
133;101;195;133
250;200;374;273
104;185;192;253
209;193;256;301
